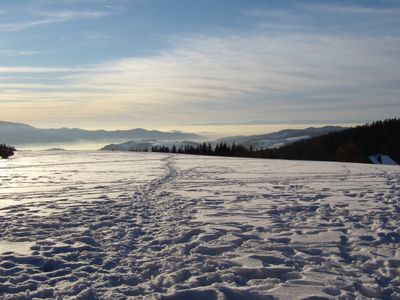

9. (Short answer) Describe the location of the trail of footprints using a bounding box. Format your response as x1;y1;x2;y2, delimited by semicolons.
0;155;399;299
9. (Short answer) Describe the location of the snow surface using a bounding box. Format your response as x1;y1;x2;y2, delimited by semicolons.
0;151;399;299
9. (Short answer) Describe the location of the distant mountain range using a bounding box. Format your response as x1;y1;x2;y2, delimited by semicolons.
0;121;202;145
101;126;345;151
0;120;346;151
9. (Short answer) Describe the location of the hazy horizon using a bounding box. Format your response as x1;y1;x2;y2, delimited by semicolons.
10;122;360;151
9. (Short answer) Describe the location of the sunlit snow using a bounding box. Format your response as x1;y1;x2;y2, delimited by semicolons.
0;151;399;299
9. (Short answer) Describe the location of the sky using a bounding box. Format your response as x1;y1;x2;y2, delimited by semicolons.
0;0;399;132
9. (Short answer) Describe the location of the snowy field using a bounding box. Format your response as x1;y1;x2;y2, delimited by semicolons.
0;151;399;299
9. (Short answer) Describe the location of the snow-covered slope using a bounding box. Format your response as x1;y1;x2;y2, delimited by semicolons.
0;152;399;299
216;126;344;149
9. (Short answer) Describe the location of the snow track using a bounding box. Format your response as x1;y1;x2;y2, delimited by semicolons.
0;152;399;299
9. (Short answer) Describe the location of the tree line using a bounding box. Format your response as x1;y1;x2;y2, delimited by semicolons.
151;143;254;157
0;144;15;159
150;118;400;164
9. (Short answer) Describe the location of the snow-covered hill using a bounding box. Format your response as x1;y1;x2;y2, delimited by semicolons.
0;152;399;299
216;126;344;149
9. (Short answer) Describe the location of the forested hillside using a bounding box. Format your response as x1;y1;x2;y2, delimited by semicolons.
260;119;399;163
152;119;400;164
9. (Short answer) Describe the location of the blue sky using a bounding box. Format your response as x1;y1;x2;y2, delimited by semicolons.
0;0;399;131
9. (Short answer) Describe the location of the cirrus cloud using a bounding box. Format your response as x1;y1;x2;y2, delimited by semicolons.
1;30;399;127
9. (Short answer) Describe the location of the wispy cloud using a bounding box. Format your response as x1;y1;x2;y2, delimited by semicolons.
36;9;108;20
0;50;27;56
0;19;54;32
0;66;76;73
0;49;49;56
1;30;399;126
245;3;400;36
0;9;109;32
309;4;400;15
